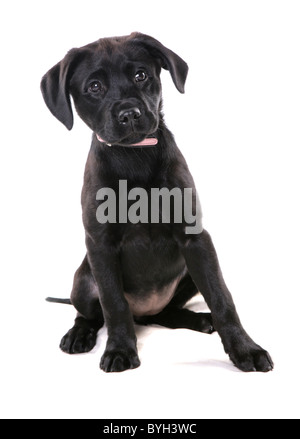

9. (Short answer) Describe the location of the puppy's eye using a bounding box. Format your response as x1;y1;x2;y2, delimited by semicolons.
88;81;103;93
135;71;147;82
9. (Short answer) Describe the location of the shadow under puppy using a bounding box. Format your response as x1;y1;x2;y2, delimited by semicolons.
41;32;273;373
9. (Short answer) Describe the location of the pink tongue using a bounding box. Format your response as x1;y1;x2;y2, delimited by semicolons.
96;134;158;147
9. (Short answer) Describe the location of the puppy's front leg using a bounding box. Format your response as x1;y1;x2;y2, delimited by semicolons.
181;230;273;372
86;239;140;373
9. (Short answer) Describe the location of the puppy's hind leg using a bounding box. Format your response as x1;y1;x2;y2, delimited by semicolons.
136;308;215;334
60;255;104;354
60;313;102;354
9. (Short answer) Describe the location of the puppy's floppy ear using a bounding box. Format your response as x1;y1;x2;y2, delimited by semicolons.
40;49;80;130
131;33;188;93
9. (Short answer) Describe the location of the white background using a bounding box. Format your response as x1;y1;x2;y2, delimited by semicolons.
1;0;300;419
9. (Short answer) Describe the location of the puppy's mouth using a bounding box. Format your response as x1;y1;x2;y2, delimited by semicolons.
96;133;158;148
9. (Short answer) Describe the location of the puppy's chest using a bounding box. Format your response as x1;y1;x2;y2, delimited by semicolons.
120;223;181;272
119;224;186;316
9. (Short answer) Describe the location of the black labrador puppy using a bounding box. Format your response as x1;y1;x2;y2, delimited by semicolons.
41;33;273;373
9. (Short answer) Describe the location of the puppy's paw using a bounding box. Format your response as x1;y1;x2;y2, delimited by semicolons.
198;313;215;334
100;348;140;373
229;346;274;373
60;326;97;354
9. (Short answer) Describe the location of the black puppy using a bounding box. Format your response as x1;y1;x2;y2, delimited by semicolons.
41;33;273;373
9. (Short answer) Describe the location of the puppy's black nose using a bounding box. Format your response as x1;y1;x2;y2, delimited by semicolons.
118;107;141;125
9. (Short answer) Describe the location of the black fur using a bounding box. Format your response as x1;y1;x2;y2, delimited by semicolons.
41;33;273;373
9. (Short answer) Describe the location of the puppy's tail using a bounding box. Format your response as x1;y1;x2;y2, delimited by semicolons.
46;297;72;305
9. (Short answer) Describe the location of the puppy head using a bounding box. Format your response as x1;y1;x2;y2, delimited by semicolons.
41;33;188;145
